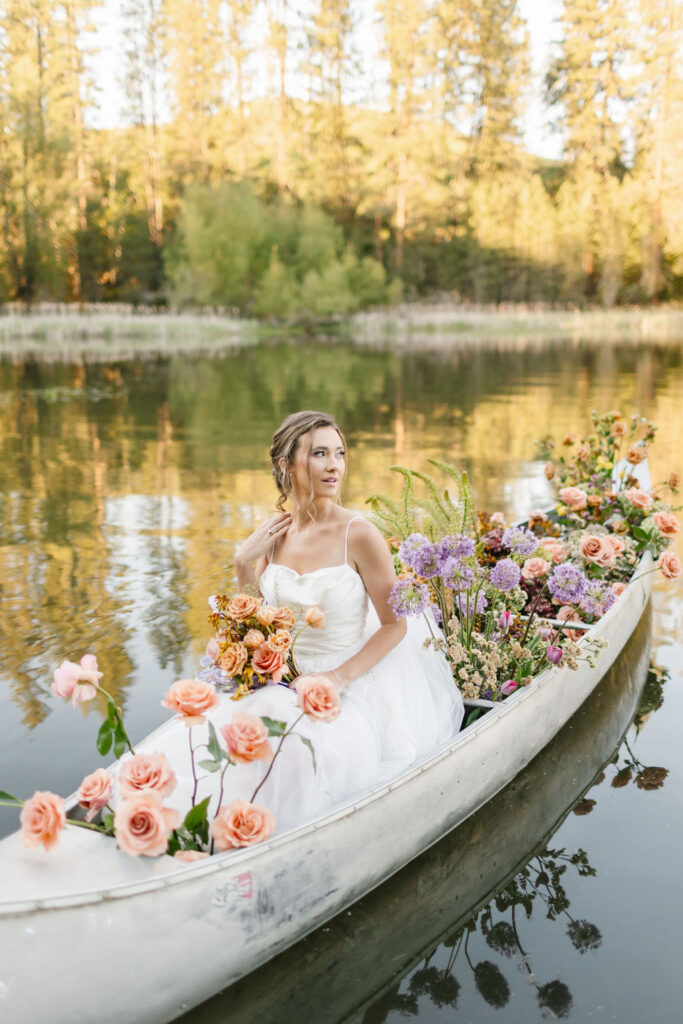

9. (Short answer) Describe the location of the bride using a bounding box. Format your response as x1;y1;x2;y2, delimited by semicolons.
155;411;464;835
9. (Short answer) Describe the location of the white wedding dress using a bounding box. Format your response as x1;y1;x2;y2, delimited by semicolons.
149;520;464;835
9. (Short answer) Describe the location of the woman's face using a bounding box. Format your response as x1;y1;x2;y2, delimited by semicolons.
288;426;346;502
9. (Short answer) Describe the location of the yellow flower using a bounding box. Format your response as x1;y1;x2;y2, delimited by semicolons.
596;456;613;470
556;504;567;517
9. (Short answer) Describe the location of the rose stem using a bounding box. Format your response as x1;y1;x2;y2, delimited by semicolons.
189;726;199;806
250;711;305;803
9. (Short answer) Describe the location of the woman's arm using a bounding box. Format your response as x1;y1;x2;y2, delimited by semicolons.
234;512;292;588
329;520;406;688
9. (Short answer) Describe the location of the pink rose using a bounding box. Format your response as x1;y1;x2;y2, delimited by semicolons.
118;752;177;799
220;714;272;764
77;769;113;821
521;557;551;580
500;679;518;696
161;678;219;726
659;551;682;580
490;512;506;525
255;606;275;627
528;509;548;527
578;534;616;568
295;675;342;721
114;791;181;858
51;653;102;706
542;538;567;564
304;606;326;629
604;534;626;557
211;799;275;850
653;511;680;536
243;629;266;650
173;850;209;862
205;637;221;663
20;790;66;851
559;487;588;511
624;487;653;510
544;462;555;481
612;581;627;598
251;643;285;683
557;605;584;640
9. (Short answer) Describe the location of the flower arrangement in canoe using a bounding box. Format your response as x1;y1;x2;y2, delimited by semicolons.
368;411;680;704
0;658;340;860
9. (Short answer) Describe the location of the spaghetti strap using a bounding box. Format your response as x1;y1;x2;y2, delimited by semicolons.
343;516;364;565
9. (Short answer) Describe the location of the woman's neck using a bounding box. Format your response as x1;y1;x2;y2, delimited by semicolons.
288;497;341;529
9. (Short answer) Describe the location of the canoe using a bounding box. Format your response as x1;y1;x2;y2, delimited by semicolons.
0;547;654;1024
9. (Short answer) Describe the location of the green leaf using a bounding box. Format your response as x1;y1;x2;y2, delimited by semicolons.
298;735;317;774
0;789;20;802
96;720;113;756
261;716;287;736
207;721;222;762
184;796;211;831
113;720;127;759
102;812;114;832
197;759;222;773
107;700;117;725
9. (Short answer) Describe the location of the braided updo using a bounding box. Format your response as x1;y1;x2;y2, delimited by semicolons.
270;411;346;513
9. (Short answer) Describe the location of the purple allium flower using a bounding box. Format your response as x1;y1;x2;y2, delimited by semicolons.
502;526;539;559
489;558;522;592
481;688;495;701
546;645;564;665
437;533;475;563
398;533;431;571
411;541;443;579
499;609;512;631
455;590;488;616
442;557;477;592
389;579;431;618
501;679;518;696
547;562;588;605
579;579;616;619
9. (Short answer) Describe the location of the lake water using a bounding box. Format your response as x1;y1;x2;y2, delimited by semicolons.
1;332;682;1022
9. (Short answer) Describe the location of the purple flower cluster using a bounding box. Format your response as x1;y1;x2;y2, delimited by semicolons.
442;557;477;592
399;531;477;582
389;578;431;619
547;563;588;605
398;533;431;569
437;533;475;561
454;590;488;616
579;580;616;619
489;558;522;592
502;526;539;559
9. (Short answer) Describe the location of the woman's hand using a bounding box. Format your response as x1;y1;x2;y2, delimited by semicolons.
234;512;291;585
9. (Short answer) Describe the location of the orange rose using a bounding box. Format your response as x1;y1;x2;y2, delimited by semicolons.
77;768;113;821
579;534;616;568
559;486;588;511
544;461;555;480
114;791;180;858
219;642;249;677
211;799;275;849
20;790;66;851
267;629;292;655
272;606;297;629
251;643;285;682
521;557;551;580
659;551;682;579
161;678;220;726
118;752;177;799
243;629;266;650
296;674;342;721
256;605;275;627
624;487;653;510
225;594;261;620
653;511;680;536
220;713;272;764
304;606;326;629
626;445;648;465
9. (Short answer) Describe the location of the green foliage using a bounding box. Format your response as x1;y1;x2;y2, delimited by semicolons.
366;461;474;540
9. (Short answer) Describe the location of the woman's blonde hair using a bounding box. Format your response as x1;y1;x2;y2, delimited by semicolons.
270;411;346;514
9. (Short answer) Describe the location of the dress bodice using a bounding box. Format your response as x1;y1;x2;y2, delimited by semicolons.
259;562;369;669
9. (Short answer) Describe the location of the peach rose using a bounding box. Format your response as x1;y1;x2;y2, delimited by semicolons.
173;850;209;862
544;461;555;481
304;606;326;629
575;444;590;461
559;486;588;511
612;581;627;597
255;606;276;627
51;653;102;706
557;605;584;641
161;678;219;726
219;642;249;677
118;752;177;799
267;629;292;655
668;472;679;490
527;510;548;527
604;534;626;557
77;768;113;821
562;434;576;446
624;487;653;510
250;643;285;682
225;594;262;620
221;713;272;764
541;538;567;564
243;629;266;650
521;557;551;580
626;445;648;464
205;637;221;663
20;791;66;851
611;420;627;437
272;606;297;629
114;791;180;858
211;799;275;850
659;551;682;580
653;511;680;536
296;674;342;721
490;511;506;525
587;495;603;508
579;534;616;568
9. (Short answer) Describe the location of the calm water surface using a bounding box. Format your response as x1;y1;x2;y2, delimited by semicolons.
1;334;682;1023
